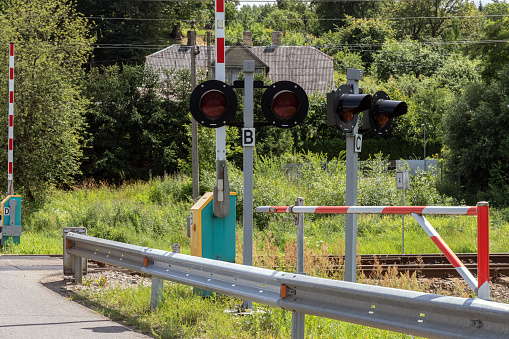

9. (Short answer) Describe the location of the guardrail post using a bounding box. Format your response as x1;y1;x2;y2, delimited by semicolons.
151;277;164;311
477;201;490;300
291;197;305;339
63;228;88;276
73;254;83;284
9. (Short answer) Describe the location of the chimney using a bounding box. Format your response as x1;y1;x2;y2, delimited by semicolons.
243;31;252;47
187;30;196;46
271;31;282;47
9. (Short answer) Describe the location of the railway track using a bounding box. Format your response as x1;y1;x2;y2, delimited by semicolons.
326;253;509;279
89;253;509;280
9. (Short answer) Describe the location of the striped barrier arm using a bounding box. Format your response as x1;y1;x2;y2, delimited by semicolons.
256;203;490;300
256;205;478;215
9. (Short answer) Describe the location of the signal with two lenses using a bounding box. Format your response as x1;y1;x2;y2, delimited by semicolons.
190;80;309;129
327;86;407;135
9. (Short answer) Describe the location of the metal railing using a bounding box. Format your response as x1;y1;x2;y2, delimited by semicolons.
65;232;509;339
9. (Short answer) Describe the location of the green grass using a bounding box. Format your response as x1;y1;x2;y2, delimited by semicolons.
74;279;419;339
3;151;508;338
1;231;62;254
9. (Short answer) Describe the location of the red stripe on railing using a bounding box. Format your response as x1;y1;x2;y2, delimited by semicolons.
271;206;289;213
9;43;14;56
467;206;478;215
430;236;463;268
382;206;425;214
315;206;350;214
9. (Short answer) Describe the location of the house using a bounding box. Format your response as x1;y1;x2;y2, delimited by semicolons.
146;31;334;95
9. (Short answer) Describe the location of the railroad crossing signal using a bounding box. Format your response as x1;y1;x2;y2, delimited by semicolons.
327;85;373;133
189;80;238;128
363;91;408;136
190;80;309;129
261;81;309;128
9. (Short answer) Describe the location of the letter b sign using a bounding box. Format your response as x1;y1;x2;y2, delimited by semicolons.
242;128;255;147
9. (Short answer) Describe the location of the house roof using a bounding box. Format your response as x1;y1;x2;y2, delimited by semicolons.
223;43;269;72
146;44;334;95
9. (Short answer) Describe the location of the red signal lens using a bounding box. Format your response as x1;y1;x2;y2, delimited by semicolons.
340;110;354;122
272;91;299;119
376;115;389;127
200;90;227;118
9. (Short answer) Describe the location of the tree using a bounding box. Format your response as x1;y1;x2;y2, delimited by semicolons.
312;0;382;35
75;0;171;66
75;0;214;67
471;1;509;80
443;66;509;206
383;0;480;40
82;65;190;181
0;0;93;200
316;17;395;67
370;40;448;81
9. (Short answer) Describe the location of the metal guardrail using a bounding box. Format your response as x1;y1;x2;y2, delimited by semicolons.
65;232;509;339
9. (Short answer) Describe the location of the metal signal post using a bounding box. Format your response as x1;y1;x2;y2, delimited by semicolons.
344;68;363;282
328;68;407;282
242;60;255;310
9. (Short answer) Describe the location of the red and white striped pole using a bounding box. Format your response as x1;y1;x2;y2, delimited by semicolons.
7;43;14;195
411;213;478;295
477;201;490;300
215;0;226;160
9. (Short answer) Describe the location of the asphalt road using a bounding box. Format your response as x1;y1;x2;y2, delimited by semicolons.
0;255;151;339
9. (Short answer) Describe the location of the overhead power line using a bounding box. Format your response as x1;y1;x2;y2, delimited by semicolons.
17;13;508;22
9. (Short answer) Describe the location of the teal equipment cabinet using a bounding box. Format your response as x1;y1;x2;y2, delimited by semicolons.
1;195;22;246
189;192;236;295
190;192;236;261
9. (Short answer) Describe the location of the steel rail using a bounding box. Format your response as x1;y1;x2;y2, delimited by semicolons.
65;232;509;339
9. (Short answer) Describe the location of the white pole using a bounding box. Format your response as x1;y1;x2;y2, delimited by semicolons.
212;0;230;217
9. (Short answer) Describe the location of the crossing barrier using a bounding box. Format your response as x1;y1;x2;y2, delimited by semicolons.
256;202;490;300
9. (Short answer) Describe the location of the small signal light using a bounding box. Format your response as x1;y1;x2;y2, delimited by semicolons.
190;80;238;128
261;81;309;128
327;85;373;133
364;91;407;136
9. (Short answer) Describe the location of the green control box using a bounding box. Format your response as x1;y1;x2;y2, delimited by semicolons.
190;192;236;296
